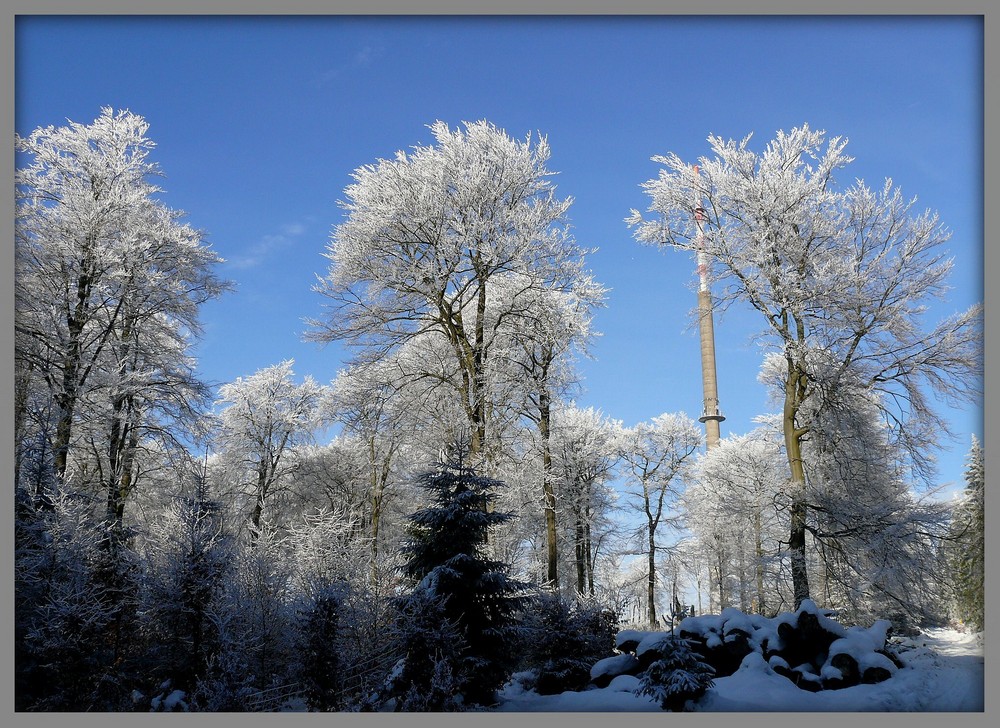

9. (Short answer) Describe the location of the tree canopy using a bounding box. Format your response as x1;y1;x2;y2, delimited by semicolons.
629;124;982;605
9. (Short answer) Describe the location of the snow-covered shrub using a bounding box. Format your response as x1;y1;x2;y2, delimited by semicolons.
520;592;620;694
228;523;297;687
398;655;462;712
389;589;465;712
188;616;257;711
18;492;134;710
635;636;716;711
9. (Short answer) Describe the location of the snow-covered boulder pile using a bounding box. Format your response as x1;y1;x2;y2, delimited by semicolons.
597;600;904;694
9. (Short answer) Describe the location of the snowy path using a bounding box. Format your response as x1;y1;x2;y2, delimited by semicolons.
881;628;985;712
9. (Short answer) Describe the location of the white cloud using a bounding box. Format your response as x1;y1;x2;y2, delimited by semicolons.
226;221;308;270
314;44;384;86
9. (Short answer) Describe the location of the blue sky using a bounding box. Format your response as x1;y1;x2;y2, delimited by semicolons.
15;15;983;492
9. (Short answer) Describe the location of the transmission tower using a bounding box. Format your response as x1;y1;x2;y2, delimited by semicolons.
692;165;725;450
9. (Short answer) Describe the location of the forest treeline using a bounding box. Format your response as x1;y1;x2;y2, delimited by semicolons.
13;109;984;711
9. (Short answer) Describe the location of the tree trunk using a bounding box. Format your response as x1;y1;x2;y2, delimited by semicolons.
585;515;595;596
647;522;657;627
784;357;811;607
249;459;270;543
52;376;78;480
106;394;133;526
575;510;586;594
13;363;32;493
575;495;595;596
754;509;766;615
715;548;727;610
470;273;489;461
539;385;558;589
54;262;99;480
368;435;390;587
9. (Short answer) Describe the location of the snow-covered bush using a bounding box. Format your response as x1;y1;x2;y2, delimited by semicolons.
388;589;465;712
141;493;231;693
17;492;138;710
610;600;903;700
519;592;620;694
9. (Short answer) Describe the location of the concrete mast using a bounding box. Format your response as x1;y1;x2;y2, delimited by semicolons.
692;165;725;450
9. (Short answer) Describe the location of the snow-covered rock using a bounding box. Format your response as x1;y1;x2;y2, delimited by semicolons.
150;689;189;712
590;653;641;687
607;674;642;692
615;629;652;654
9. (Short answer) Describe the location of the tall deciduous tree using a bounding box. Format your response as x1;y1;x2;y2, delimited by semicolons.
309;120;597;465
15;107;226;494
629;124;982;605
499;278;605;589
687;429;787;615
326;359;412;569
548;405;622;596
215;360;326;541
619;413;702;626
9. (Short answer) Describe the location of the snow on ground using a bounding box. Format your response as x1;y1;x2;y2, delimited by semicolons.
496;627;983;712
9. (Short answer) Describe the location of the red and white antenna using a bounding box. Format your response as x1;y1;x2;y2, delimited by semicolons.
692;165;725;450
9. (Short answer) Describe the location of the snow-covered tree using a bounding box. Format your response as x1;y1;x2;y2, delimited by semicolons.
214;360;326;541
325;358;415;568
548;405;622;596
686;429;787;615
629;124;982;605
399;455;528;707
220;522;295;694
15;107;226;491
619;413;702;626
636;635;715;711
142;465;231;693
949;436;984;630
519;592;619;694
390;588;465;712
309;120;598;464
499;280;606;590
287;440;370;522
295;581;348;711
756;356;955;626
16;491;140;710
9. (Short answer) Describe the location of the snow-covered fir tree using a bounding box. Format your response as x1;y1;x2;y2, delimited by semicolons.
950;436;984;630
397;450;529;707
636;635;716;711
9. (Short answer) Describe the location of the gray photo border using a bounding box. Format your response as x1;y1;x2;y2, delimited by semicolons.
2;2;993;728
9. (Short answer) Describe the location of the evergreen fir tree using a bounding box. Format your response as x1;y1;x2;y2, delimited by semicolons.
951;435;984;630
399;454;528;707
636;635;716;711
297;582;346;711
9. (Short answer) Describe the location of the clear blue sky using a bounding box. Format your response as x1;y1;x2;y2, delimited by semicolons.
15;15;983;492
